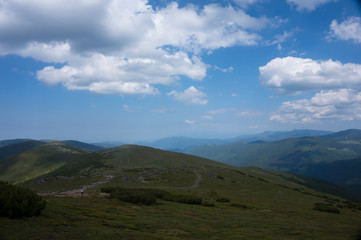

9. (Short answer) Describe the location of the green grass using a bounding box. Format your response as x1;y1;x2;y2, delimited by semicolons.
1;164;360;240
1;144;361;239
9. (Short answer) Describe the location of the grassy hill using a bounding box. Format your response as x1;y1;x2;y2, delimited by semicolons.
62;140;106;152
187;129;361;170
0;140;46;161
1;143;361;239
0;139;32;147
0;142;88;184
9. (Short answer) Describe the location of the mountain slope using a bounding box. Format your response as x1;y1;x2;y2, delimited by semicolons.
0;142;87;184
187;129;361;171
0;139;33;147
62;140;106;152
140;130;333;152
0;140;46;161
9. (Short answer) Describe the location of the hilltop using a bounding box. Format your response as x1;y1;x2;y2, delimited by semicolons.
1;138;361;239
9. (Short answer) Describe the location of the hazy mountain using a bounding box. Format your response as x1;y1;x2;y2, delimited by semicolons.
140;136;225;152
141;129;333;152
0;142;87;183
0;139;33;147
62;140;106;152
0;140;46;161
186;129;361;195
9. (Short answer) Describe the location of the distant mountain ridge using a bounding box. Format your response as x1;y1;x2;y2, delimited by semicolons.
141;129;333;152
186;129;361;196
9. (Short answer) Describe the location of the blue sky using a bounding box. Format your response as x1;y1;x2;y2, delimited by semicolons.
1;0;361;142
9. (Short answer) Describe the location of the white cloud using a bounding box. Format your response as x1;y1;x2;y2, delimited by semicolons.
151;108;167;114
214;65;234;73
259;56;361;94
123;105;134;112
167;86;208;105
0;0;268;96
286;0;336;11
329;17;361;43
270;89;361;123
232;0;263;8
185;120;196;124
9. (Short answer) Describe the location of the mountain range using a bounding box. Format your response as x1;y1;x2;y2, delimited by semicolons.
1;133;361;239
139;129;333;152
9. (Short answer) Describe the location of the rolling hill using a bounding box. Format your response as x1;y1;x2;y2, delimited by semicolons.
0;140;46;161
1;141;361;239
0;142;87;184
186;129;361;196
140;129;332;152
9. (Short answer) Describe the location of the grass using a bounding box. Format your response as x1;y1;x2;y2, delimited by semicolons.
1;145;361;239
1;165;360;239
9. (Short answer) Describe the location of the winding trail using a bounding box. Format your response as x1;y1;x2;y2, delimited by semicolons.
39;168;204;197
38;175;113;197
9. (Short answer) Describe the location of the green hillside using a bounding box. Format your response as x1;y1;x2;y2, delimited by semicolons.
1;143;361;239
187;130;361;172
0;142;87;184
62;140;106;152
0;140;46;161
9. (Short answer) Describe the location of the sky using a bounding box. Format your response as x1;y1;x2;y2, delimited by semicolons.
1;0;361;143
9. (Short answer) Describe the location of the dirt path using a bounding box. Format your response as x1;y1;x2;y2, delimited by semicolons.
38;175;113;197
39;169;203;197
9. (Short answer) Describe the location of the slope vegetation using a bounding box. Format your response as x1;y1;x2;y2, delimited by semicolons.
0;143;360;239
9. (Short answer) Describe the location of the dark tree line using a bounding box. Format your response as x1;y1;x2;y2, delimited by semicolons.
0;180;46;218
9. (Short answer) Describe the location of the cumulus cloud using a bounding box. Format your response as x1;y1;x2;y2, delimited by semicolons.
261;56;361;123
329;17;361;43
185;120;196;124
167;86;208;105
270;89;361;123
0;0;268;96
232;0;263;8
259;56;361;94
286;0;336;11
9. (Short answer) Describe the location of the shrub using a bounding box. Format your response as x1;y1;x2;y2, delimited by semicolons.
202;201;215;207
313;203;340;214
0;180;46;218
162;194;202;205
102;187;202;205
230;203;248;209
100;187;117;193
109;188;157;205
216;197;230;202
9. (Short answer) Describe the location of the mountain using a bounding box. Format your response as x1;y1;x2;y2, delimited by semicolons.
321;129;361;141
141;129;332;152
1;143;361;239
62;140;106;152
0;139;33;147
0;140;46;161
140;136;225;152
186;129;361;195
0;142;87;184
228;129;333;142
302;157;361;196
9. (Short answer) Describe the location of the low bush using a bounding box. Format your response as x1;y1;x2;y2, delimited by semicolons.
102;187;202;205
230;203;248;209
202;201;215;207
0;180;46;218
108;188;157;205
163;194;202;205
313;203;340;214
216;197;230;202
